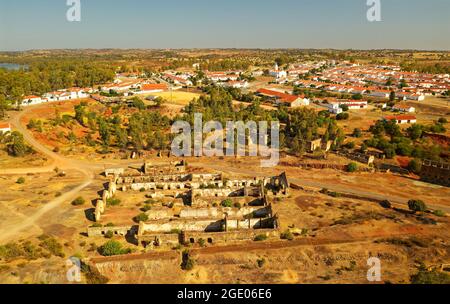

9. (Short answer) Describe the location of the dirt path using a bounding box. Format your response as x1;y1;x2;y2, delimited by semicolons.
0;107;95;243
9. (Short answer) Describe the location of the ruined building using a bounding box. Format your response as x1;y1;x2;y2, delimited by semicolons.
420;160;450;187
88;162;288;249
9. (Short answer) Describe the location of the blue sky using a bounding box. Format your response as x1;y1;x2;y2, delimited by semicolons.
0;0;449;51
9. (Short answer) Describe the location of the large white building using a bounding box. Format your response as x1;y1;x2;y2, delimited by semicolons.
22;95;44;106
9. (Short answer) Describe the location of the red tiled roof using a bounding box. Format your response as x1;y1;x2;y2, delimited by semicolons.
23;95;40;100
384;115;417;121
141;84;168;91
256;88;302;103
0;123;11;129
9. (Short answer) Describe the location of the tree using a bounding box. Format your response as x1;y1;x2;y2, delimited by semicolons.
408;159;422;174
98;118;111;146
408;200;427;213
336;113;349;120
407;124;423;141
389;91;396;102
16;177;25;184
352;128;362;138
6;131;29;157
340;104;349;112
0;94;10;119
131;97;146;110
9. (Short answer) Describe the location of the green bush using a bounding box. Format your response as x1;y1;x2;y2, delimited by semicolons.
221;199;233;208
38;235;65;258
408;200;427;213
181;250;195;271
106;198;121;206
16;177;25;184
141;204;152;212
280;230;294;241
134;213;149;223
198;238;206;247
254;234;268;242
433;210;445;217
71;197;86;206
347;162;358;173
411;269;450;284
105;231;114;239
99;240;129;257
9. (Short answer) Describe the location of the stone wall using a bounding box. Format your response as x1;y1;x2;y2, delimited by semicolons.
179;205;272;219
139;218;225;234
420;160;450;187
182;228;279;245
334;150;375;165
87;225;136;237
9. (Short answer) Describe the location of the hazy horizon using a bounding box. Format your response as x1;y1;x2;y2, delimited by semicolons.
1;0;450;51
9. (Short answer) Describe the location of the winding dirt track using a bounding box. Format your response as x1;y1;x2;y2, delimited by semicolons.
0;107;95;243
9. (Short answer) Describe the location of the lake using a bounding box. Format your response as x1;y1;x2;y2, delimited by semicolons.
0;63;28;71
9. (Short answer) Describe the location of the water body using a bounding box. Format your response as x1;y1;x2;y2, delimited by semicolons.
0;63;28;71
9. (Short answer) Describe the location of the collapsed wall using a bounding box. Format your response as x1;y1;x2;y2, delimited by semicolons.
420;160;450;187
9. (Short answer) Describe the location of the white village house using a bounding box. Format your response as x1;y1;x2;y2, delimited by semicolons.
0;122;11;133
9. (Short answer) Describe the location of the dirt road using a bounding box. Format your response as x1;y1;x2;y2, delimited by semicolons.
0;102;448;243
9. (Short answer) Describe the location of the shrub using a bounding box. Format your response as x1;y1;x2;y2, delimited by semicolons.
221;199;233;208
141;204;152;212
71;197;85;206
105;231;114;239
352;128;362;138
254;234;268;242
345;142;356;149
198;238;206;247
134;213;149;223
408;200;427;213
181;250;195;271
438;117;448;124
433;210;445;217
106;198;121;206
347;162;358;173
234;202;242;209
280;230;294;241
99;240;129;257
380;200;392;209
16;177;25;184
336;113;349;120
411;269;450;284
38;235;65;258
257;258;266;268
